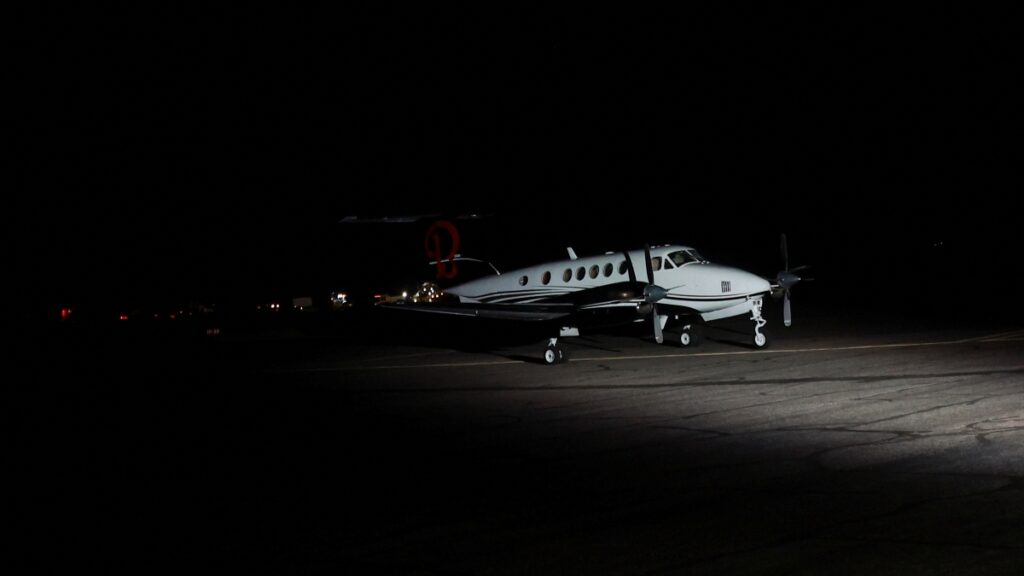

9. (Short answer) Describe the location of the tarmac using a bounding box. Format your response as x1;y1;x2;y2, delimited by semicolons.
15;313;1024;574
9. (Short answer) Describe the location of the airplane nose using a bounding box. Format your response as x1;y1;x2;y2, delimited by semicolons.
694;264;770;295
749;271;773;293
729;268;771;294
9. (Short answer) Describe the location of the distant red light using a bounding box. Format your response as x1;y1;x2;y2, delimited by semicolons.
119;314;129;321
60;308;73;321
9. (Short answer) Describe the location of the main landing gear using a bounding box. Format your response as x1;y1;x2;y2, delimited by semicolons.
750;297;770;348
668;323;704;347
543;337;569;365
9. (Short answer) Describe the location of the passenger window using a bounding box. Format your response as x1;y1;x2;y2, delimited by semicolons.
589;265;599;279
650;257;662;271
542;271;551;285
576;267;586;281
519;275;528;286
563;269;572;283
618;261;628;275
603;263;613;277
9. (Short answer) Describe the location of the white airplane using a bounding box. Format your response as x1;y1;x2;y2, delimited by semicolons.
386;238;804;364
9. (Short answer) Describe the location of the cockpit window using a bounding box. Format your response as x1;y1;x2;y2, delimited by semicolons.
667;251;694;267
667;250;707;267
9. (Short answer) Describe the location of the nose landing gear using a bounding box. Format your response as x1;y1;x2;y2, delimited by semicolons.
750;297;770;348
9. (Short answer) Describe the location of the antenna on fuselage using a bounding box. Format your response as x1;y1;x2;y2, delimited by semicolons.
567;247;578;260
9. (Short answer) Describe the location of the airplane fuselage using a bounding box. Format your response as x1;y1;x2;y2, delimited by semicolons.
446;245;771;322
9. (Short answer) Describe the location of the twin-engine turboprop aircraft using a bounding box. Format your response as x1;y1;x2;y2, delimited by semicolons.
385;238;805;364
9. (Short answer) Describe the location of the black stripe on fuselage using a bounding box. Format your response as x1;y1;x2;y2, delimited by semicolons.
470;287;585;299
663;293;764;303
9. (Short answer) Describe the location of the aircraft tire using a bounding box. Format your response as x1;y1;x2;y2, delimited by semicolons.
544;345;568;365
752;330;769;349
679;325;703;347
544;347;558;365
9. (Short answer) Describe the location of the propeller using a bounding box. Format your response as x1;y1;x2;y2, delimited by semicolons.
623;249;637;284
775;233;808;327
623;245;668;343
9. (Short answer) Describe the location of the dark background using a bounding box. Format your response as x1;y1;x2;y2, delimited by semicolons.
10;6;1023;572
13;4;1021;324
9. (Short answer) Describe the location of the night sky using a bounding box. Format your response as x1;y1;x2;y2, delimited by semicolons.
13;5;1021;320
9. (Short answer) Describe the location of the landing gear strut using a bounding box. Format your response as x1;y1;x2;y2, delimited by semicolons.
544;337;569;365
750;297;769;348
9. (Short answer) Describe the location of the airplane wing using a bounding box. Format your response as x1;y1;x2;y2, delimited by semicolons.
339;213;490;224
379;301;574;321
379;278;658;321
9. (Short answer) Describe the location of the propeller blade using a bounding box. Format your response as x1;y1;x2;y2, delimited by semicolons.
784;292;792;327
625;245;668;305
644;244;655;285
781;233;789;272
652;306;664;344
623;251;637;284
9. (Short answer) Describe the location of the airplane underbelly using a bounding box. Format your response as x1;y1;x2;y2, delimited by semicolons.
698;297;759;322
661;293;765;323
661;294;749;313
